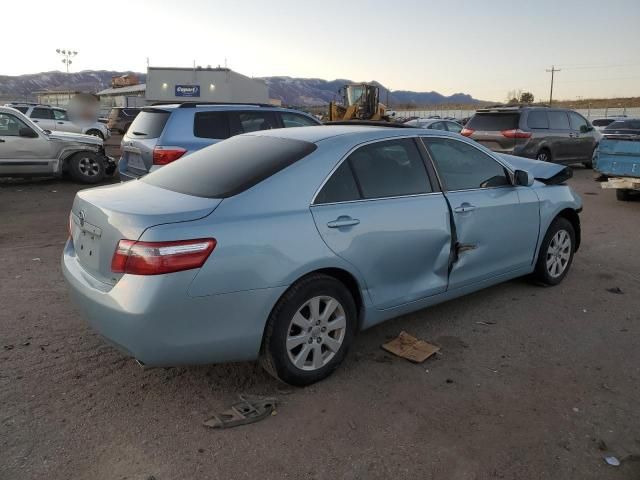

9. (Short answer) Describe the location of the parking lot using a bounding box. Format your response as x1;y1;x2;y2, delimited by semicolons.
0;167;638;480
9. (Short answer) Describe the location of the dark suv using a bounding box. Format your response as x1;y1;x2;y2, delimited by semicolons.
118;103;321;181
106;107;141;134
462;106;598;167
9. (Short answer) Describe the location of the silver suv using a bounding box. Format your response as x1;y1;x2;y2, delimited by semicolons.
5;103;110;140
0;106;115;183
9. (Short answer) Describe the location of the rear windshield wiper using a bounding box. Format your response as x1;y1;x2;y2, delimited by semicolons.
131;131;147;136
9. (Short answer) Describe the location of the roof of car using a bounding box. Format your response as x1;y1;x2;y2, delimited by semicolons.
246;124;457;143
145;103;314;114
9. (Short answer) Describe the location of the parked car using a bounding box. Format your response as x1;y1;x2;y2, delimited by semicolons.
403;118;463;133
106;107;141;134
118;103;322;181
62;124;582;385
594;119;640;201
601;118;640;136
462;106;598;168
4;103;110;140
0;106;115;183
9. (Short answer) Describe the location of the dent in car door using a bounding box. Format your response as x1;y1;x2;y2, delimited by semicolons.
422;137;539;290
311;138;452;310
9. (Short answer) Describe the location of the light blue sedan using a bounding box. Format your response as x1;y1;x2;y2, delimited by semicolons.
62;125;582;385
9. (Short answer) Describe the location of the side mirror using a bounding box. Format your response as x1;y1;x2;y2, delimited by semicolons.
580;124;593;133
19;127;38;138
514;169;533;186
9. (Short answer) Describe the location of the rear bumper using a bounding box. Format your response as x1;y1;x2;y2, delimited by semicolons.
61;239;286;366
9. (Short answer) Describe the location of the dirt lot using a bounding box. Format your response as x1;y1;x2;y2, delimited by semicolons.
1;168;639;480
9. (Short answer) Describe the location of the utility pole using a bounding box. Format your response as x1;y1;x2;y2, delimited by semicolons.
546;65;561;105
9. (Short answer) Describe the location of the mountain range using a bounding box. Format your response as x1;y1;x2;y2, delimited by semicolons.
0;70;481;106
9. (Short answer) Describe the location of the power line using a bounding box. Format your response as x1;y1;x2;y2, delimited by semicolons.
546;65;561;105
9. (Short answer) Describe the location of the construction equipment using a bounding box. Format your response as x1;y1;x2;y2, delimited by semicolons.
328;83;391;122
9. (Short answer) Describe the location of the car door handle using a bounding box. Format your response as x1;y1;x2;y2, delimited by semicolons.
454;203;476;213
57;121;64;124
327;216;360;228
569;132;576;138
0;139;5;143
33;120;39;123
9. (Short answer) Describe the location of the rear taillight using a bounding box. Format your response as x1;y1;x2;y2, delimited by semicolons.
111;238;216;275
153;146;186;165
460;128;474;137
501;129;532;139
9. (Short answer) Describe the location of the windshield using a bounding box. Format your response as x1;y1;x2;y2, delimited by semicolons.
127;109;170;138
346;86;366;106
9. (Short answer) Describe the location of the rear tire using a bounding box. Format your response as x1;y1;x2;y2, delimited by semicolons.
536;148;552;162
533;217;575;286
260;274;357;386
68;152;105;184
85;129;104;140
616;189;632;201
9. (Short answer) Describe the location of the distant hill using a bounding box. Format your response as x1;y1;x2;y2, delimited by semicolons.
0;70;481;106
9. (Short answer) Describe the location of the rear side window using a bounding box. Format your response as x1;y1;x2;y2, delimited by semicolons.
348;138;431;199
31;108;53;119
11;106;28;114
127;109;170;138
446;121;463;133
548;111;570;129
235;111;278;133
52;109;69;121
193;111;231;139
314;161;360;204
466;113;519;131
527;111;549;129
281;112;319;128
142;135;317;198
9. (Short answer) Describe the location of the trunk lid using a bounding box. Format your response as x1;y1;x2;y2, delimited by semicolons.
466;112;522;152
70;180;221;285
595;136;640;178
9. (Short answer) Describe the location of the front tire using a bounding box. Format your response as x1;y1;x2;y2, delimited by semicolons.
533;217;575;286
260;274;357;386
68;152;105;184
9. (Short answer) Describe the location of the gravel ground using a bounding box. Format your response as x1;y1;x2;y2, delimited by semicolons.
1;168;639;480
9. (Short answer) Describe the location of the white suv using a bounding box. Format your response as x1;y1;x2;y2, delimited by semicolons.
5;103;110;140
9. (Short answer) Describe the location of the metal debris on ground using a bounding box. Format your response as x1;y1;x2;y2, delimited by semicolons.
606;287;624;295
604;456;621;467
203;394;277;429
382;331;440;363
475;321;496;326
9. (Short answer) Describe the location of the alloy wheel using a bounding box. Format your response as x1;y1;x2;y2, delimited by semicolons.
78;156;101;177
286;296;346;371
546;229;571;278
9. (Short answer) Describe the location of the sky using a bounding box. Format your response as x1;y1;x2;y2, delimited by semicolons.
3;0;640;101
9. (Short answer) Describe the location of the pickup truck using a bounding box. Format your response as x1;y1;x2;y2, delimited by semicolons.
594;131;640;201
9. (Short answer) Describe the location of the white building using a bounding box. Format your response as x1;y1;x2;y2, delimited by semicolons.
145;66;269;104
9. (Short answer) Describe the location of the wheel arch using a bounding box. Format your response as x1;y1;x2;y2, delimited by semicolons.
556;208;581;251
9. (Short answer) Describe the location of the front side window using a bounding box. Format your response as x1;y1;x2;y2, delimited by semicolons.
31;107;53;119
236;112;278;133
11;106;29;114
52;109;69;121
0;113;30;136
423;137;510;191
193;111;230;139
281;112;319;128
568;112;588;131
314;161;360;204
548;111;570;130
430;122;446;131
348;138;431;199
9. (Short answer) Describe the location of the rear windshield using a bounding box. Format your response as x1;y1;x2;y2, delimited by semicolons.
11;106;29;114
605;120;640;130
592;118;615;127
466;113;520;131
127;109;170;138
142;135;317;198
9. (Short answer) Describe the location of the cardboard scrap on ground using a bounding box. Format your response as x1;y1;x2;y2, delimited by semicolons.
382;331;440;363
